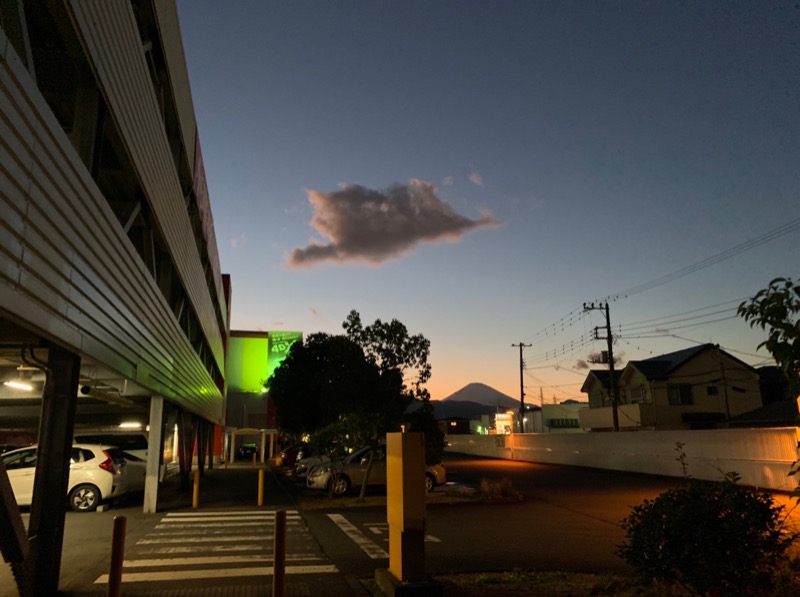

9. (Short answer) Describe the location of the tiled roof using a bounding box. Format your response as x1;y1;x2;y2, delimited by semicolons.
628;344;713;380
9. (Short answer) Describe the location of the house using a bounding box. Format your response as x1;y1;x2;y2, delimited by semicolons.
579;344;762;431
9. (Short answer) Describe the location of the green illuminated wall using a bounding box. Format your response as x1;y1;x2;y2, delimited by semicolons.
227;331;302;393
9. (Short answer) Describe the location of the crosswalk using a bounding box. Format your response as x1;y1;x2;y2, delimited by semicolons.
327;514;441;560
94;509;338;589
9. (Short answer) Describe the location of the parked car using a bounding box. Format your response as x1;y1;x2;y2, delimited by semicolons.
294;444;351;478
121;451;146;492
278;443;309;468
1;443;128;511
238;443;258;458
306;444;446;495
73;431;148;461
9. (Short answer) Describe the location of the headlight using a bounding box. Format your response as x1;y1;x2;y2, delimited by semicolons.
309;465;329;478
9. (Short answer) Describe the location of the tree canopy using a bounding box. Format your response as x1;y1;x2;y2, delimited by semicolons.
267;311;444;481
738;277;800;399
343;310;432;400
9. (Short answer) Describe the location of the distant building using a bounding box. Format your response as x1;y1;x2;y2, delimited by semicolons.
541;402;587;433
225;331;302;460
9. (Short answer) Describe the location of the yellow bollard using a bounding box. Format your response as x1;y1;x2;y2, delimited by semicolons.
273;510;286;597
192;469;200;508
107;515;126;597
252;452;257;468
258;468;265;506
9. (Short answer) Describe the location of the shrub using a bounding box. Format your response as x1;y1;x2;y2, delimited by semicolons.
479;477;523;502
618;474;797;596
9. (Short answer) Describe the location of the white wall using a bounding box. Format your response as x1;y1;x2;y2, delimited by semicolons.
446;427;800;491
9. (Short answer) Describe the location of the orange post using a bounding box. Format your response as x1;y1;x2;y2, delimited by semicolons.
272;510;286;597
107;515;126;597
192;469;200;508
258;468;265;506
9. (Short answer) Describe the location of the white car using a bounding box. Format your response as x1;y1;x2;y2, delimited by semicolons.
1;443;128;511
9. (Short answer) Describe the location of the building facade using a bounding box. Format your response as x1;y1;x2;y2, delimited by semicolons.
579;345;762;431
0;2;228;592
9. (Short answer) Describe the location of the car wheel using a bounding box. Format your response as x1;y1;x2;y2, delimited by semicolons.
328;474;351;496
425;473;436;493
69;484;101;512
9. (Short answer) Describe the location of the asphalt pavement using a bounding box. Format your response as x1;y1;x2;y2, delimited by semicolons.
1;463;371;597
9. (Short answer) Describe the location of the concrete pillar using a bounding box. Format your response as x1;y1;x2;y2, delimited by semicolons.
143;396;164;514
27;345;80;596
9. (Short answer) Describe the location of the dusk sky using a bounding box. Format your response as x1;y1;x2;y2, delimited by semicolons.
176;1;798;402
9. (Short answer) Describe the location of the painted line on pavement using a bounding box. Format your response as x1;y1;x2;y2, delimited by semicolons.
94;565;339;584
137;535;271;544
327;513;388;559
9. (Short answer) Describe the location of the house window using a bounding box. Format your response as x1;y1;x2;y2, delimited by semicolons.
547;418;579;429
668;384;693;406
628;384;651;404
706;386;719;396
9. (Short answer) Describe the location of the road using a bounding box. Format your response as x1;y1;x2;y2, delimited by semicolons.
300;452;684;579
2;454;796;595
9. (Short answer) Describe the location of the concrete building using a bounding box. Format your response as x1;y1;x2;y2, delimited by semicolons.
0;2;228;593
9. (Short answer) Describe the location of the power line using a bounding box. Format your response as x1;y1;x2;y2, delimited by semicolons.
599;216;800;302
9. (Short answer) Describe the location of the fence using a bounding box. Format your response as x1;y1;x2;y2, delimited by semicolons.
445;427;800;491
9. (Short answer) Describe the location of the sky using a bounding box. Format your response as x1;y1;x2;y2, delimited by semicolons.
176;1;799;403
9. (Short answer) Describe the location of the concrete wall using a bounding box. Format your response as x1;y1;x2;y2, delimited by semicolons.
446;427;800;492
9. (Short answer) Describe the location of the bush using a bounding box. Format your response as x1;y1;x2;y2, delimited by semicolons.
479;477;523;502
618;474;797;596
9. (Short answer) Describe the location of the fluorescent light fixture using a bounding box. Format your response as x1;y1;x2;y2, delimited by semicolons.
4;380;33;392
119;422;142;429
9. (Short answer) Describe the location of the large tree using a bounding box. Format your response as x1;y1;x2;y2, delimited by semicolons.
343;310;432;400
343;310;444;465
267;325;416;498
738;277;800;400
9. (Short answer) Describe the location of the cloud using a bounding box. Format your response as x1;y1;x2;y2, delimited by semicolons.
309;307;319;317
286;179;500;268
230;232;247;249
468;168;483;187
442;175;454;187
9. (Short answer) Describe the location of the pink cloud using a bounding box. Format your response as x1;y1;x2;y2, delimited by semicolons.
286;179;500;268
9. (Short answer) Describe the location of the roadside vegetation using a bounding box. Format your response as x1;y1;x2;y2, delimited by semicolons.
268;310;445;500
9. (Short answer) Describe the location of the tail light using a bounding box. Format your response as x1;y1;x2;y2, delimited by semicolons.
99;450;118;474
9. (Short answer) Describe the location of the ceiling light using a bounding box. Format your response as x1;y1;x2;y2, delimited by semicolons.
119;422;142;429
3;380;33;392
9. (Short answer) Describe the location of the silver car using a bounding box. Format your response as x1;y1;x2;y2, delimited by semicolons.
306;444;445;495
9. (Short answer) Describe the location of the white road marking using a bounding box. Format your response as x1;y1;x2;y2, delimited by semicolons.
137;545;267;554
94;565;339;584
164;510;298;516
155;521;286;529
327;514;388;559
425;535;441;543
122;554;325;567
137;535;271;544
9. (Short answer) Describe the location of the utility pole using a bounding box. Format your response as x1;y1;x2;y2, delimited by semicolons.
512;343;531;433
583;302;619;432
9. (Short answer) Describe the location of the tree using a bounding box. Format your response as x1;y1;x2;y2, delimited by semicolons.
268;317;423;499
343;310;432;400
738;277;800;400
268;333;379;436
343;310;444;464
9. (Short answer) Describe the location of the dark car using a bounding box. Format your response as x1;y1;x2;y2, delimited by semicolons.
238;443;258;458
279;443;310;468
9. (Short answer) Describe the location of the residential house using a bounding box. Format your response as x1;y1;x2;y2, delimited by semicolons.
579;344;762;431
